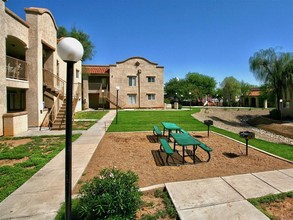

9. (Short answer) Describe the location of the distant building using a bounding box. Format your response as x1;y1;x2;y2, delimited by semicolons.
82;57;164;109
0;2;82;136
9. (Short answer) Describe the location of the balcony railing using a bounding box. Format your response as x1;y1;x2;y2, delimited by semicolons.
6;56;28;80
89;82;107;90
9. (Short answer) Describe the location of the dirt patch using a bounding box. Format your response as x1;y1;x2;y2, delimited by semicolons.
74;131;293;193
0;138;31;148
261;197;293;219
0;156;29;167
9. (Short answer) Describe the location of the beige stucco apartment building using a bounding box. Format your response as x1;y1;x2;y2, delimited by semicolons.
0;2;82;136
82;57;164;109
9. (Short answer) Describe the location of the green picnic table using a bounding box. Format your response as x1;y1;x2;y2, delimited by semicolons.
171;132;212;164
161;122;182;140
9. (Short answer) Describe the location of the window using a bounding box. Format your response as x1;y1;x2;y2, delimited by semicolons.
7;89;26;112
147;94;155;100
147;77;155;83
76;69;80;78
128;94;137;104
128;76;137;86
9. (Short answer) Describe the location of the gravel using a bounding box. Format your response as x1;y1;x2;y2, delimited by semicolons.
192;108;293;145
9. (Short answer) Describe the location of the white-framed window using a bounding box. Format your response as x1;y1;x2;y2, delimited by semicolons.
147;94;156;100
147;76;155;83
128;76;137;86
128;94;137;104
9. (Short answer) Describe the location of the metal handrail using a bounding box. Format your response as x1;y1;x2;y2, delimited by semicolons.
39;89;64;130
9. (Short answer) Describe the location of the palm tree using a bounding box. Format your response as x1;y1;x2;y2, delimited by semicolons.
249;48;293;111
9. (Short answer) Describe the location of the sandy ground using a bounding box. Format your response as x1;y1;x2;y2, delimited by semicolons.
74;131;293;193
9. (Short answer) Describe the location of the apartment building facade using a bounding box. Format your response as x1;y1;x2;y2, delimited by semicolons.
82;57;164;109
0;2;82;136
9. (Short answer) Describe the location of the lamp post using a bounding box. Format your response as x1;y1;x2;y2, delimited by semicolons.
189;92;191;110
116;86;120;124
280;99;283;122
102;89;105;111
57;37;84;220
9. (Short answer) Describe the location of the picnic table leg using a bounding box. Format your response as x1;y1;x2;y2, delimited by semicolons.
193;145;195;164
182;146;185;164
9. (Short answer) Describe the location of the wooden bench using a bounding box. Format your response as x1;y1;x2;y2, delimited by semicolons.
153;125;163;141
198;142;212;162
159;138;174;165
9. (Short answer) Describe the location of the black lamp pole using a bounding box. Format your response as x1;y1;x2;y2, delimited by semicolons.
116;89;119;124
65;61;74;220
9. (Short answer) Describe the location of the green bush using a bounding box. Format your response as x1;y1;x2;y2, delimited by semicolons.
78;168;142;220
269;109;281;120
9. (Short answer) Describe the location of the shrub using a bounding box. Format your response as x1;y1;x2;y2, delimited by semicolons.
269;109;281;120
78;168;142;220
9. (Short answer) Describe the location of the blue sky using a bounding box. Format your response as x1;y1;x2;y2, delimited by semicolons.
5;0;293;87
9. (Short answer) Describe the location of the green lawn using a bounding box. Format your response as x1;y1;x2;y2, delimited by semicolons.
74;110;109;119
0;134;81;202
108;109;206;132
108;109;293;161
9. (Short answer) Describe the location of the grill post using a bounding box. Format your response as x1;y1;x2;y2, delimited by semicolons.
239;131;255;156
204;120;213;137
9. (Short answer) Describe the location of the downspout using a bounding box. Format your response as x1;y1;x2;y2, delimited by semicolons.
137;69;141;109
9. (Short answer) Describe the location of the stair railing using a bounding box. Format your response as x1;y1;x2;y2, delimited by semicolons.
39;88;65;130
43;69;66;93
104;89;126;108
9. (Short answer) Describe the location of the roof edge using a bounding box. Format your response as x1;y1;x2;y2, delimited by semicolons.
24;7;58;31
116;57;158;65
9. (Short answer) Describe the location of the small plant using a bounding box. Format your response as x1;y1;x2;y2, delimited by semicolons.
78;167;142;219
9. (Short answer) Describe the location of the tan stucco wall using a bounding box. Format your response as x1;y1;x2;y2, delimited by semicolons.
3;112;28;136
0;1;6;135
109;57;164;109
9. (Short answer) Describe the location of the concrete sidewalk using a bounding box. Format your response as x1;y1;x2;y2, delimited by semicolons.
166;168;293;220
0;110;116;220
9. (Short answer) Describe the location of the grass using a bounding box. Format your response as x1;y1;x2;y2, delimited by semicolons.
72;121;96;130
0;134;81;202
74;110;109;119
139;189;177;220
248;191;293;219
108;109;293;161
108;109;206;132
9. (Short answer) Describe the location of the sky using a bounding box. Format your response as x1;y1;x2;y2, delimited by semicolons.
5;0;293;87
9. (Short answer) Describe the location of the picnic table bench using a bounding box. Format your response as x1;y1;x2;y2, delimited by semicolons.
159;138;174;165
153;125;163;141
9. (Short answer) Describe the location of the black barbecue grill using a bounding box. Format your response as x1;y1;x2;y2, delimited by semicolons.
239;131;255;156
204;120;213;137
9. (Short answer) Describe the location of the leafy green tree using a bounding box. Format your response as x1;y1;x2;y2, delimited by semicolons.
220;76;241;106
240;81;255;106
57;26;95;61
185;72;217;99
249;48;293;110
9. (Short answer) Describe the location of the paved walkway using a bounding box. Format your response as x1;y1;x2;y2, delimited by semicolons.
0;110;116;219
166;168;293;220
0;110;292;219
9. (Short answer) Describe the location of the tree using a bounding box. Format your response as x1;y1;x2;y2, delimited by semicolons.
220;76;241;106
57;26;95;61
249;48;293;110
185;72;217;99
164;73;217;104
240;81;255;106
